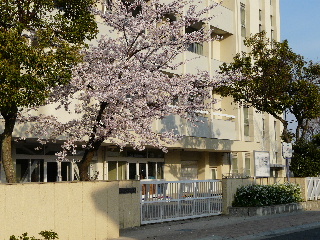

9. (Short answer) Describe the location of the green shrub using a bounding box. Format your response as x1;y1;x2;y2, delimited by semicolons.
232;182;303;207
10;231;58;240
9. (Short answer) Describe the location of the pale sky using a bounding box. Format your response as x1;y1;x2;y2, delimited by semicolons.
280;0;320;130
280;0;320;62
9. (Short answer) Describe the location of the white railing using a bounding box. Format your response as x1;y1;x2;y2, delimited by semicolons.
307;177;320;200
140;179;222;224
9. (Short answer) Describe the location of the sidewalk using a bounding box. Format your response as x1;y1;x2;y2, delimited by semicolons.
111;210;320;240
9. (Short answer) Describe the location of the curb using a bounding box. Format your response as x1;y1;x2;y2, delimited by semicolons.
228;202;303;217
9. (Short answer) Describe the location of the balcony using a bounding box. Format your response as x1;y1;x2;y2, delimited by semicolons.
158;0;234;35
154;114;236;140
210;2;234;35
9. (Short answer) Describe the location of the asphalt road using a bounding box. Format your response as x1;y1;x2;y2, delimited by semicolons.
261;226;320;240
114;211;320;240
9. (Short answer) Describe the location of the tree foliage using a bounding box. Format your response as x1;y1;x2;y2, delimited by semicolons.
290;134;320;177
218;32;320;142
0;0;97;182
29;0;226;180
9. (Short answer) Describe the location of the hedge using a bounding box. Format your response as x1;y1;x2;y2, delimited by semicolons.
232;182;303;207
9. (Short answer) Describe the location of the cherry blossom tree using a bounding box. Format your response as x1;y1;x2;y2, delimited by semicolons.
28;0;227;180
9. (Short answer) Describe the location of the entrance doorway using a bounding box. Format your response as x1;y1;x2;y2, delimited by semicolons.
16;159;44;182
47;162;57;182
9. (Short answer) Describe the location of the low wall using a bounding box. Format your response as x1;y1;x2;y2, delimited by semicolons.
229;200;320;217
222;177;308;214
302;200;320;210
0;182;119;240
229;203;303;217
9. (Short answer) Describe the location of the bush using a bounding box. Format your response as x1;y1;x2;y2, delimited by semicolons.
10;231;58;240
232;182;303;207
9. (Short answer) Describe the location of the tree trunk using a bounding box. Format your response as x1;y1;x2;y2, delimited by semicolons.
271;114;291;143
78;102;108;181
296;124;301;141
0;109;18;183
281;126;291;143
297;119;309;141
79;148;95;181
78;139;104;181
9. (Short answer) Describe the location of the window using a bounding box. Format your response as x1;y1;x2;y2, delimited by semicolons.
108;161;163;180
211;168;218;179
108;161;117;180
102;0;112;13
271;169;279;178
231;153;238;174
103;0;142;16
259;24;262;32
259;9;262;21
245;153;251;176
271;29;274;45
240;3;246;37
157;162;164;179
186;25;204;55
187;43;203;55
244;107;250;137
262;117;265;138
181;161;198;180
270;15;273;26
118;161;127;180
129;163;137;179
108;161;127;180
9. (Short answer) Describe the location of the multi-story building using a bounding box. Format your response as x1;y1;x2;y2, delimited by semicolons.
0;0;285;183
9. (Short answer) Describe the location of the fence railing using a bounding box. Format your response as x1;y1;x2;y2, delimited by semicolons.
140;179;222;224
306;177;320;200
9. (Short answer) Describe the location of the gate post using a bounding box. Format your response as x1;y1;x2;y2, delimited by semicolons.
221;178;229;214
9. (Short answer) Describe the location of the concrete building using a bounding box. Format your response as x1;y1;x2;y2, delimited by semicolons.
0;0;285;183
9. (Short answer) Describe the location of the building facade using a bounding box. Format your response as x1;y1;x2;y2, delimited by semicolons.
0;0;285;183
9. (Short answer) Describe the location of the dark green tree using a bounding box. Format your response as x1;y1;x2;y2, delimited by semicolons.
218;32;320;143
0;0;97;183
290;134;320;177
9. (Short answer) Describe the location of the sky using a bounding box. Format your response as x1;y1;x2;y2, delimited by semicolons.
280;0;320;62
280;0;320;130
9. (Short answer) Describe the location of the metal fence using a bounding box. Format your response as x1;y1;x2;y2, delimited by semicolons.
140;179;222;224
306;177;320;200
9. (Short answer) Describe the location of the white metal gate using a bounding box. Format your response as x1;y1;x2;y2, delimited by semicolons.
307;177;320;200
140;179;222;224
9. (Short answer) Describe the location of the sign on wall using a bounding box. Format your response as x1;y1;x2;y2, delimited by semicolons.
254;151;270;177
282;142;293;158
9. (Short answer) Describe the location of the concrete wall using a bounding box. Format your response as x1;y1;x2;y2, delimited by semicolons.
290;178;308;202
0;182;119;240
222;178;253;214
